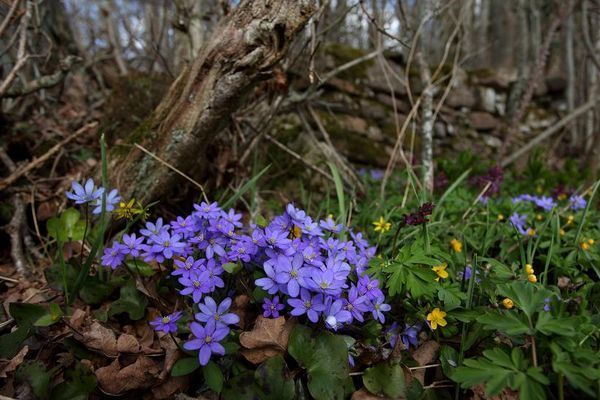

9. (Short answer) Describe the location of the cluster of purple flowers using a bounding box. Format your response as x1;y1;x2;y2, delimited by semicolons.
403;202;435;226
509;212;534;236
66;178;120;214
512;194;557;211
253;204;389;331
91;196;389;364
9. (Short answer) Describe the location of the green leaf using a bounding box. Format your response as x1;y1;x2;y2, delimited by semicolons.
222;262;241;274
79;275;114;305
0;328;31;358
288;325;351;400
535;312;576;336
16;361;51;399
47;208;87;242
108;282;148;320
125;260;156;277
203;361;224;393
10;302;47;326
50;363;97;400
222;371;260;400
438;284;466;310
171;357;200;377
478;311;531;335
362;362;405;398
254;355;295;400
34;303;64;327
439;345;459;379
497;281;548;320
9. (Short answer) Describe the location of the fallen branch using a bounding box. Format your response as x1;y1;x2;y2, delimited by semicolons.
502;97;600;167
0;121;98;191
2;55;82;98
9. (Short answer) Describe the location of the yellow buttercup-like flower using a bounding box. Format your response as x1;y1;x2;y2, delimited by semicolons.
581;242;590;251
559;229;565;236
527;228;536;237
450;239;462;253
567;215;574;225
497;214;504;221
373;217;391;233
588;239;595;245
502;298;514;309
525;264;534;275
432;263;448;281
114;198;146;220
426;308;447;330
528;274;537;283
535;214;543;221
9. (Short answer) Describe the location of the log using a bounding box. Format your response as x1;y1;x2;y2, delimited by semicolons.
111;0;317;202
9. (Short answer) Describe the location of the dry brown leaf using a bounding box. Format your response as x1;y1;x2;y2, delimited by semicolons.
230;295;251;328
0;346;28;378
69;308;87;329
351;389;384;400
471;383;519;400
117;334;141;353
409;340;439;385
95;355;160;395
151;376;189;399
238;316;295;364
79;321;118;356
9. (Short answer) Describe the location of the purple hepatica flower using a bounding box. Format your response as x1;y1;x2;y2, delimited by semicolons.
324;298;352;331
140;218;168;238
222;208;243;228
401;322;421;349
263;226;292;251
309;268;344;297
255;258;281;294
533;196;556;211
66;178;103;205
512;194;534;204
198;259;225;292
479;196;489;205
179;270;209;303
350;231;369;250
457;266;481;283
320;216;343;233
569;194;586;211
196;297;240;328
193;201;222;220
371;297;391;323
150;231;186;260
229;236;257;262
357;275;384;301
121;233;144;257
171;215;196;237
150;311;182;334
91;188;120;214
263;296;285;318
172;256;203;279
509;212;529;235
202;235;228;259
184;320;228;366
301;217;324;237
344;285;370;322
286;203;308;225
287;289;326;323
370;169;385;181
274;253;305;297
101;242;125;269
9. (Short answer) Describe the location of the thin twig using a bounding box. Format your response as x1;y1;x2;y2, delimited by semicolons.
133;143;209;202
0;0;22;39
0;0;31;98
0;121;98;190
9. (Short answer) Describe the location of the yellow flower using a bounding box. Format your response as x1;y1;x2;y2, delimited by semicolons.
567;215;574;225
536;186;543;194
373;217;391;233
114;198;146;220
535;214;543;221
527;228;536;237
497;214;504;221
581;242;590;251
528;274;537;283
432;263;448;281
525;264;534;275
558;193;567;201
588;239;595;245
559;229;565;236
450;239;462;253
426;308;447;330
502;298;514;309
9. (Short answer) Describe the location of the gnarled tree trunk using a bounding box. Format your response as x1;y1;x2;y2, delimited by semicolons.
111;0;316;202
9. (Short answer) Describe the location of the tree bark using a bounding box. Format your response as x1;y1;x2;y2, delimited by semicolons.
111;0;317;203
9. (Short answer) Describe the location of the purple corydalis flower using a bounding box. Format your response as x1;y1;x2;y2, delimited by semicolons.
287;289;326;323
66;178;103;204
91;188;120;214
196;296;240;327
121;233;144;257
184;320;228;366
101;242;125;269
263;296;284;318
150;311;182;334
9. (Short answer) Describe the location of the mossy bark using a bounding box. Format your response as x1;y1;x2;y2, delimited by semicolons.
110;0;316;202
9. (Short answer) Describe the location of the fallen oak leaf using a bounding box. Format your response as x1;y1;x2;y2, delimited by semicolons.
95;355;160;395
117;334;141;353
408;340;439;385
238;316;295;364
77;321;118;357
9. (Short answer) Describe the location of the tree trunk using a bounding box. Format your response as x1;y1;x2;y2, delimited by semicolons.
111;0;316;203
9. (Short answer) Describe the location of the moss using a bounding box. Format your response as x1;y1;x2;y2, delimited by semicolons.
100;72;170;143
324;43;373;80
